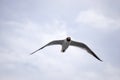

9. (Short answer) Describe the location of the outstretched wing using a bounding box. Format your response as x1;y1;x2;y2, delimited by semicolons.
30;40;63;55
70;41;102;61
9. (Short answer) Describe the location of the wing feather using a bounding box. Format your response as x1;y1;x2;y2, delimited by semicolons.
30;40;63;55
70;41;102;61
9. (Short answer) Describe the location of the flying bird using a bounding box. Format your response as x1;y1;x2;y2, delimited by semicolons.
30;37;102;61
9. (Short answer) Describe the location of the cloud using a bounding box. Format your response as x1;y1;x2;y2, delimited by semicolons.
102;63;120;80
0;0;120;80
0;19;102;80
1;18;120;80
76;10;120;31
0;19;72;80
0;18;120;80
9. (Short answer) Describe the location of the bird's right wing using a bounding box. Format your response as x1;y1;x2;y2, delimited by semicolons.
30;40;63;55
70;41;102;61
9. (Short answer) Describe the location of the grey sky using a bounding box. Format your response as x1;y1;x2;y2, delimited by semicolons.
0;0;120;80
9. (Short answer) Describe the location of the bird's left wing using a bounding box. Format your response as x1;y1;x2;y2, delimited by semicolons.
70;41;102;61
30;40;63;55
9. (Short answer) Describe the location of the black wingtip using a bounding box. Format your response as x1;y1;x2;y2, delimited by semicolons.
30;50;38;55
96;57;103;62
98;59;102;62
30;53;34;55
99;59;103;62
30;52;35;55
89;50;103;62
95;56;103;62
30;48;42;55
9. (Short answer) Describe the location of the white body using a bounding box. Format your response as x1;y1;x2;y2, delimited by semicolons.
61;39;71;52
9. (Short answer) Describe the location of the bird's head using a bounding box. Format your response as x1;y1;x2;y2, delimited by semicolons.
66;37;71;42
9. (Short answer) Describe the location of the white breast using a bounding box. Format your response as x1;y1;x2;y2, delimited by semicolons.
61;40;71;52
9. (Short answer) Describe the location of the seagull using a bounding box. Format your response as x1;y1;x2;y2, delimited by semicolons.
30;37;102;61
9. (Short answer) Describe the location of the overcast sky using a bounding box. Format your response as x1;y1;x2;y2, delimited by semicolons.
0;0;120;80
